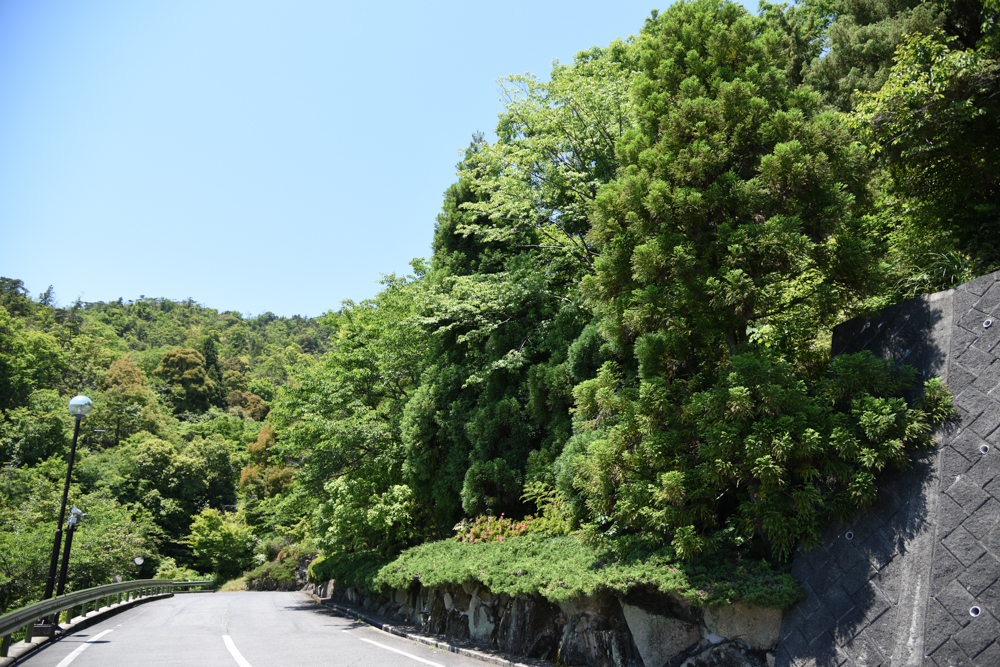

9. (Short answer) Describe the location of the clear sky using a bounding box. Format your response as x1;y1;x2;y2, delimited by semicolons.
0;0;757;318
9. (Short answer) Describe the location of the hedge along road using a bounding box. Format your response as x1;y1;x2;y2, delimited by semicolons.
16;591;490;667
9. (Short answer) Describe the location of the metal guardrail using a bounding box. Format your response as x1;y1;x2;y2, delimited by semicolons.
0;579;213;657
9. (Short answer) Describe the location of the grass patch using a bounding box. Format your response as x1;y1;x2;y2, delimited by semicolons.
375;533;802;609
217;576;248;592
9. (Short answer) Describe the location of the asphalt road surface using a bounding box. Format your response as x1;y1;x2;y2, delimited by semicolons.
17;592;493;667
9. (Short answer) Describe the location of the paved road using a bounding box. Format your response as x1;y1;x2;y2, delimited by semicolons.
18;592;491;667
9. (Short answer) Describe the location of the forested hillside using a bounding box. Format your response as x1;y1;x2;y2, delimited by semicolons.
0;282;332;611
3;0;997;613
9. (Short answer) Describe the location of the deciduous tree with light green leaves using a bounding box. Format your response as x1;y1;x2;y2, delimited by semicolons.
852;12;999;268
0;306;66;414
459;42;638;277
270;271;428;552
0;464;157;614
395;47;643;537
188;508;256;582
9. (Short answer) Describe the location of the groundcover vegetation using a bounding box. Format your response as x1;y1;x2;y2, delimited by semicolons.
375;533;802;608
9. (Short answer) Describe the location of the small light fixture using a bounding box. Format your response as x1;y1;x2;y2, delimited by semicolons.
845;531;854;541
134;556;144;566
970;606;981;618
68;395;93;417
67;506;86;527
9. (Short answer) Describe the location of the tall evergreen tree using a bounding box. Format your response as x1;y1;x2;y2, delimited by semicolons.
556;0;930;560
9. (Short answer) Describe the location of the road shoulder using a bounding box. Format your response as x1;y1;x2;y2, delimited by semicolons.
0;593;181;667
303;591;547;667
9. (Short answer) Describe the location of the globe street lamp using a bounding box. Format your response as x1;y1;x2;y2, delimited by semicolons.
36;395;92;635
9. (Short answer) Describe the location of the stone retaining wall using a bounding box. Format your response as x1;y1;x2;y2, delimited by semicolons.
304;578;779;667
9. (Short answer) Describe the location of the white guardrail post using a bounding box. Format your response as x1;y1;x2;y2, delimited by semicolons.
0;579;213;657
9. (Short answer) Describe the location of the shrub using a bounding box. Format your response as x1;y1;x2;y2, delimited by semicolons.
521;481;574;535
153;557;202;582
245;559;297;589
454;513;530;543
244;542;317;590
561;351;955;561
307;550;392;595
217;577;248;592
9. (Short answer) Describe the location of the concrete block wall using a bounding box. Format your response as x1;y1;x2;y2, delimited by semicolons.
776;272;1000;666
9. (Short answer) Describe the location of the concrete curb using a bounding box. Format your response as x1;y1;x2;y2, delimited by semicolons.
305;593;548;667
0;593;175;666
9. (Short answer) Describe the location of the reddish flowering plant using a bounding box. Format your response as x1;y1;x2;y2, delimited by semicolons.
453;513;532;543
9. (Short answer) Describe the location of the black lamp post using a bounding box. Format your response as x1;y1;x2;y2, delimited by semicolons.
55;507;86;597
35;395;92;634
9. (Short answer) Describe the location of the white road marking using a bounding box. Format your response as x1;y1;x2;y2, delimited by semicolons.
53;629;114;667
341;630;445;667
222;635;254;667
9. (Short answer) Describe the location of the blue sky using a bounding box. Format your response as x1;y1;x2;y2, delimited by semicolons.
0;0;757;318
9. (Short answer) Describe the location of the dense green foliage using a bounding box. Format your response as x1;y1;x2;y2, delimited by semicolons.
562;352;950;560
0;476;154;613
307;549;391;595
284;0;973;606
852;13;1000;270
0;282;330;611
187;509;257;583
7;0;995;614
